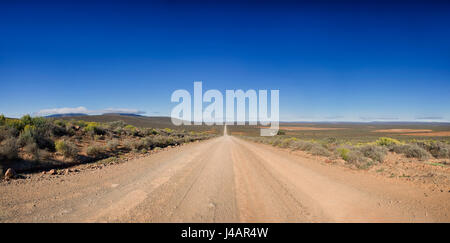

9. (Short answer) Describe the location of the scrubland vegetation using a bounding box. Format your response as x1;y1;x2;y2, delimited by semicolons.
0;114;216;174
243;135;450;169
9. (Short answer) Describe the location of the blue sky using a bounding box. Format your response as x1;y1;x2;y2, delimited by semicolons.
1;1;449;121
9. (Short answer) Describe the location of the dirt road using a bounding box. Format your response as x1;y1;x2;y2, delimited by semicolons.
1;130;449;222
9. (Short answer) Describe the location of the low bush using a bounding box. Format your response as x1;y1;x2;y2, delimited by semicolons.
277;130;286;135
391;144;431;160
106;139;120;151
0;138;18;160
124;139;146;151
289;140;314;151
337;147;351;161
376;137;401;146
87;145;105;158
416;141;450;159
18;125;55;151
278;138;294;148
84;122;106;136
309;144;331;156
357;145;387;163
55;140;79;159
0;114;5;126
0;126;18;142
345;150;373;169
124;125;139;136
23;142;40;161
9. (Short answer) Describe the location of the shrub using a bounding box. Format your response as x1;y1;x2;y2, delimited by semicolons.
0;126;18;142
337;147;350;161
23;142;40;161
0;138;18;160
358;145;387;163
346;150;373;169
18;125;35;146
55;140;79;158
123;139;146;151
87;145;105;157
376;137;401;146
143;128;158;136
326;137;338;144
164;128;173;134
84;122;105;136
18;124;55;151
106;139;120;151
279;138;294;148
290;141;314;151
183;136;194;143
108;120;126;130
392;144;431;160
416;141;450;159
309;144;331;156
0;114;6;126
124;125;139;136
5;119;25;131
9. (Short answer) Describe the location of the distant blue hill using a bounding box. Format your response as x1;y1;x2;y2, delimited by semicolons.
45;113;144;118
101;113;144;117
45;113;89;118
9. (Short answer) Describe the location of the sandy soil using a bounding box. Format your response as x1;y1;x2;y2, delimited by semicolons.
1;133;449;222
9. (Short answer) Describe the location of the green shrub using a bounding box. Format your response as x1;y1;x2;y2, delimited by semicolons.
124;125;139;136
83;122;106;136
164;128;173;134
5;119;25;131
358;145;387;163
290;141;314;151
346;150;373;169
0;138;18;160
23;142;40;161
183;136;194;143
18;124;55;151
55;140;79;158
309;144;331;156
416;141;450;159
326;137;338;144
0;126;18;142
18;125;35;145
87;145;105;157
376;137;401;146
108;120;126;130
277;130;286;135
279;138;294;148
20;114;33;126
0;114;6;126
392;144;431;160
106;139;120;151
337;147;350;161
123;139;146;151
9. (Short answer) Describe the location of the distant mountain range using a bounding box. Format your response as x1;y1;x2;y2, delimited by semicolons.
45;113;143;118
45;113;89;118
43;113;450;126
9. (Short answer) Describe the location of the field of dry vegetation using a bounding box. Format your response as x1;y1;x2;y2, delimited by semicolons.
229;124;450;189
0;114;217;178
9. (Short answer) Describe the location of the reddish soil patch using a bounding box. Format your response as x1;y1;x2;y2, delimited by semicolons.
231;132;246;135
400;131;450;137
373;129;433;133
260;126;346;131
